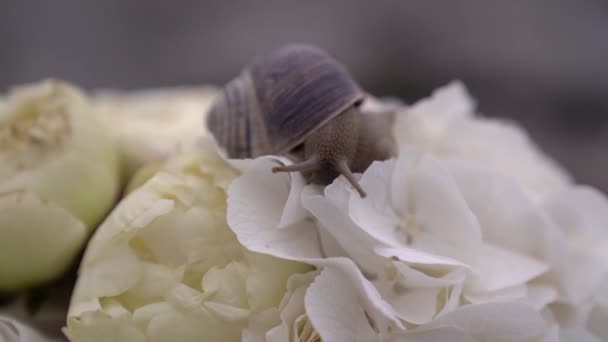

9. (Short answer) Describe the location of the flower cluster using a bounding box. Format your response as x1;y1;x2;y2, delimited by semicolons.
91;86;219;179
227;82;608;341
64;142;311;342
63;81;608;341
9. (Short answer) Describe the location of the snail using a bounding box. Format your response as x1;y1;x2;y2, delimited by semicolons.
206;43;396;197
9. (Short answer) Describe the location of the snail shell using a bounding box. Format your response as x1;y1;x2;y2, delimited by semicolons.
206;44;395;197
207;44;364;158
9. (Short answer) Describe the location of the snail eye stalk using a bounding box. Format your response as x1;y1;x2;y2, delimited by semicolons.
336;160;366;198
271;155;321;174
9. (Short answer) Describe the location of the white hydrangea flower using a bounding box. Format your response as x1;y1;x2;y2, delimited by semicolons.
306;268;549;342
225;82;607;341
92;86;219;178
0;79;121;291
64;141;312;342
393;81;571;200
243;271;320;342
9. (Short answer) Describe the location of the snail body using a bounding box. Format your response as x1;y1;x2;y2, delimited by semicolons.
206;44;395;197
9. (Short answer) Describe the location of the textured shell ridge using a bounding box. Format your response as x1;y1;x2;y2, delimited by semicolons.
249;44;364;154
206;71;271;158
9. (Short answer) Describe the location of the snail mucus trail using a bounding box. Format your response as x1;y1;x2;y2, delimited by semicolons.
206;43;396;197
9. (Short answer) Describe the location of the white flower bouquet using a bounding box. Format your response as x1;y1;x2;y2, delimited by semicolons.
1;79;607;342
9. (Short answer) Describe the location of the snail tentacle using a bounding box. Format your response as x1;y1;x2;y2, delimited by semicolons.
272;155;320;173
337;160;367;198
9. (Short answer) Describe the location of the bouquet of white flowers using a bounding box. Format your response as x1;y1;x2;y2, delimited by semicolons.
2;79;607;342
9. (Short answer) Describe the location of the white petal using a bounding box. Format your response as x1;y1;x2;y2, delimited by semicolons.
302;192;386;276
242;308;280;342
120;262;183;308
230;156;310;229
227;157;322;261
84;185;173;259
542;186;608;303
73;239;141;300
409;156;482;261
467;244;548;293
413;81;475;120
424;302;547;341
464;284;528;305
391;260;467;288
243;251;312;312
348;159;402;247
311;258;404;333
376;246;469;270
324;175;355;212
317;220;349;258
524;284;558;311
65;310;146;342
560;246;608;304
376;262;466;324
446;160;549;255
278;272;317;326
271;157;310;229
390;148;419;217
542;185;608;237
393;81;475;154
384;286;441;325
304;268;379;342
266;323;290;342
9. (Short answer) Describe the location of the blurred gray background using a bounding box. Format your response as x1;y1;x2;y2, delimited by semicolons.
1;0;606;192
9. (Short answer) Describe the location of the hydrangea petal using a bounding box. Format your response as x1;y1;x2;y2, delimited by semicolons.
390;260;468;288
393;81;474;154
227;158;322;261
65;310;146;342
304;268;381;342
467;244;548;293
311;258;404;332
408;155;482;260
389;148;418;218
524;284;559;311
119;262;183;308
542;186;608;237
72;239;141;300
422;302;547;341
376;262;466;324
446;160;547;255
348;160;402;247
376;246;469;270
464;284;528;305
242;308;280;342
323;175;354;212
67;146;312;342
393;81;570;199
542;186;608;303
384;287;440;325
229;156;309;229
302;192;386;276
